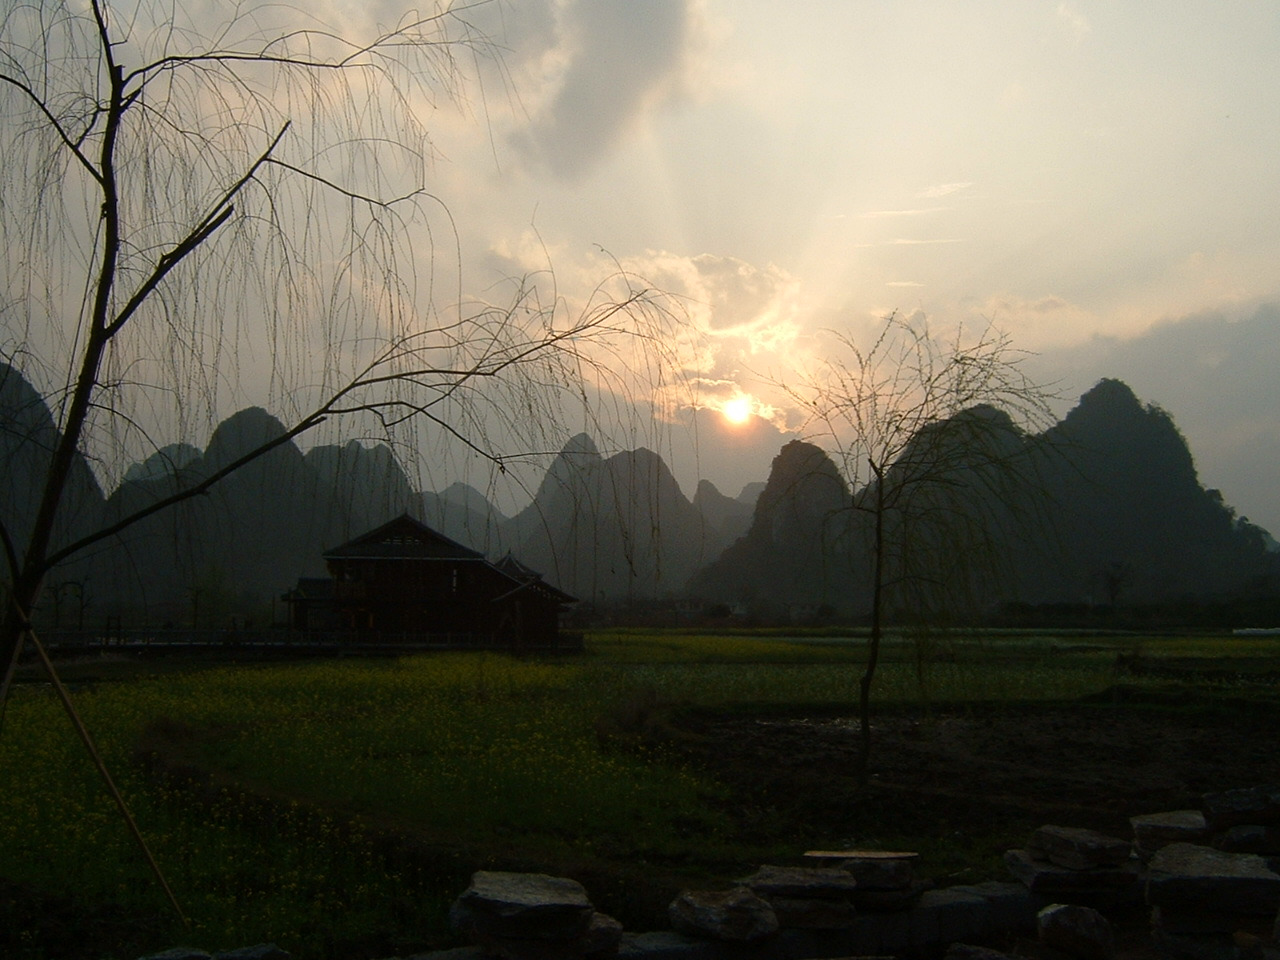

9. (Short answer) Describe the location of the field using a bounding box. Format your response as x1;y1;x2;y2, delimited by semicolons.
3;630;1280;959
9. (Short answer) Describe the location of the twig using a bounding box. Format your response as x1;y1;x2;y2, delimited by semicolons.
18;608;188;927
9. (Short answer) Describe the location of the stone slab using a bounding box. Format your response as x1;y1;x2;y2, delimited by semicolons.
616;931;720;960
1028;825;1132;870
1005;849;1144;901
945;945;1019;960
452;872;595;941
1201;786;1280;831
668;888;778;943
1037;903;1115;960
1215;825;1280;855
1131;811;1210;855
842;858;915;892
1151;905;1277;936
767;897;858;930
213;950;291;960
741;865;858;900
1150;928;1242;960
947;881;1040;934
1146;843;1280;916
913;888;990;945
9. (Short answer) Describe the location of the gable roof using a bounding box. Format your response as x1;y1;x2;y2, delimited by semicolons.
322;514;578;606
324;513;484;561
493;551;578;605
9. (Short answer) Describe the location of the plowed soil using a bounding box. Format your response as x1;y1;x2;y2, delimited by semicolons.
667;685;1280;956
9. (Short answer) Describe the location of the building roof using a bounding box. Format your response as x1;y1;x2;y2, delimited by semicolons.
321;514;578;607
324;513;484;561
492;551;578;605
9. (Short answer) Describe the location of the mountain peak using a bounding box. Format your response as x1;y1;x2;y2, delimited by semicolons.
559;432;601;460
204;407;291;471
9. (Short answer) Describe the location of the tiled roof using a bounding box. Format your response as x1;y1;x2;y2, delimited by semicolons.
324;513;484;560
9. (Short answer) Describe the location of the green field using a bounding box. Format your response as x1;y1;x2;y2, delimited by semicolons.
1;630;1276;959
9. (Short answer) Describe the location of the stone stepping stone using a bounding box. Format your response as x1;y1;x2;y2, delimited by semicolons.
740;864;859;899
450;871;595;941
1201;785;1280;831
1146;842;1280;916
667;887;779;943
1130;810;1209;857
804;849;917;890
1027;825;1131;870
1037;903;1115;960
1004;849;1143;900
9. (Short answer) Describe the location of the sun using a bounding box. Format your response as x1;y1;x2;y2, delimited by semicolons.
721;395;753;426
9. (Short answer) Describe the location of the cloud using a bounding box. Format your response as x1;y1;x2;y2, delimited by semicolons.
917;182;973;199
862;208;950;218
855;238;965;248
886;281;925;288
1056;2;1092;41
960;293;1102;350
506;0;708;180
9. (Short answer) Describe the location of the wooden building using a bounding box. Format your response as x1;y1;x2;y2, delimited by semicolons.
284;515;576;648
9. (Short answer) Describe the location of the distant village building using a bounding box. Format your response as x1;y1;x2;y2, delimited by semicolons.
283;514;576;649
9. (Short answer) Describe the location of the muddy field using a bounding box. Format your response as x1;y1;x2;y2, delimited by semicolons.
665;685;1280;956
676;686;1280;852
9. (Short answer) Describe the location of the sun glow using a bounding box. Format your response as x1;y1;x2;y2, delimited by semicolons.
721;395;753;425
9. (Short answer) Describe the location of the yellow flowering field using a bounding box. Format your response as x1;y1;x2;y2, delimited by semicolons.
0;629;1244;958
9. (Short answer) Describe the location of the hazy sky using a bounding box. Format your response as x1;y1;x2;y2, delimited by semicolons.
402;0;1279;532
14;1;1275;534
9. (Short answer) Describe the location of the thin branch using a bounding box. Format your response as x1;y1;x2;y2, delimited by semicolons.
105;124;291;336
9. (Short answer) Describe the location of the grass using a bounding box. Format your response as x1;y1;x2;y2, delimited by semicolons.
1;628;1274;958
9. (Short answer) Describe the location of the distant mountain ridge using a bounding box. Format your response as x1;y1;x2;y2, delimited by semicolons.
692;378;1276;618
0;363;1274;626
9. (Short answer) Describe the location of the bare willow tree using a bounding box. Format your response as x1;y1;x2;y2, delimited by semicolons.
791;312;1057;781
0;0;678;697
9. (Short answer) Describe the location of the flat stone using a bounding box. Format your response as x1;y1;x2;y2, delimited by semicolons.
1132;811;1210;855
850;882;926;912
805;848;918;860
945;945;1020;960
451;872;595;942
402;949;489;960
1215;825;1280;855
863;907;912;953
913;888;990;945
213;948;291;960
615;931;718;960
1151;905;1275;936
1147;843;1280;916
1150;928;1242;960
463;919;622;960
1202;786;1280;831
1037;903;1115;960
839;856;916;891
141;951;214;960
1005;849;1144;902
948;881;1041;934
668;888;778;943
1029;825;1132;870
767;897;858;929
583;913;624;960
740;864;858;899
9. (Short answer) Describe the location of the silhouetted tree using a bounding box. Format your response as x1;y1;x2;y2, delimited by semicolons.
0;0;677;695
790;312;1057;782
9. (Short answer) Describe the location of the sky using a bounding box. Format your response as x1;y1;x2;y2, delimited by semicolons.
404;0;1280;533
6;1;1278;535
